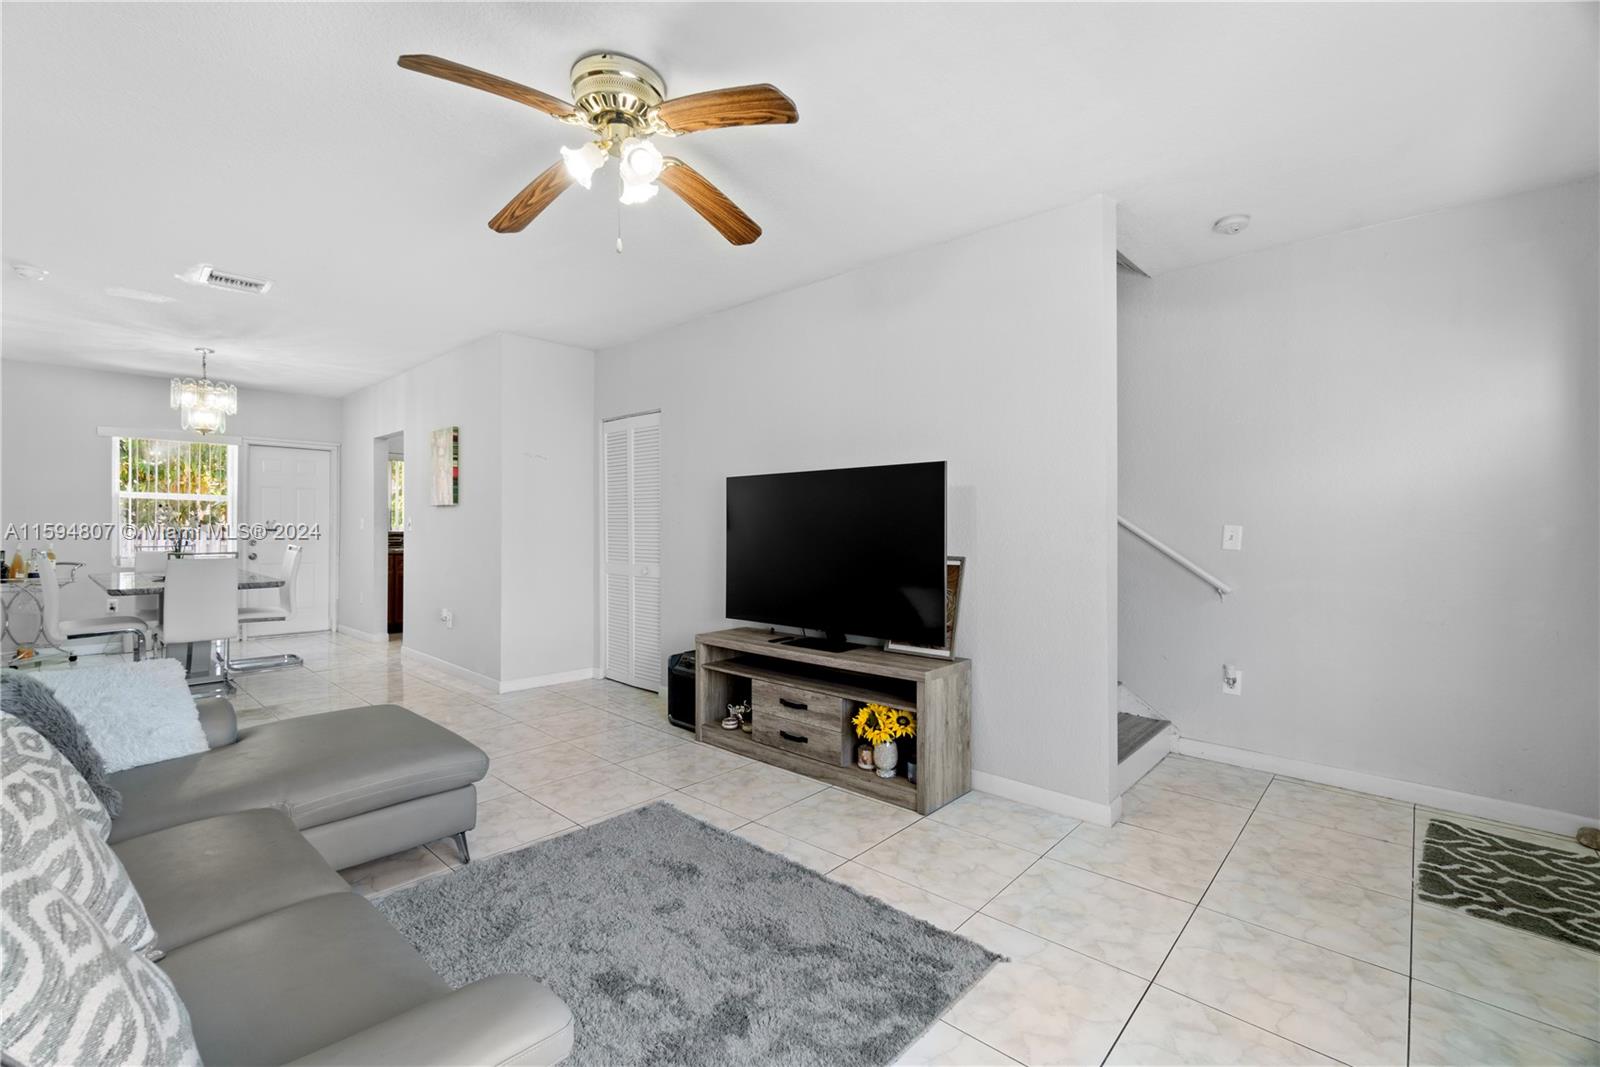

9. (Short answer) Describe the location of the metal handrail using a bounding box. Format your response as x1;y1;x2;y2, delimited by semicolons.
1118;516;1233;598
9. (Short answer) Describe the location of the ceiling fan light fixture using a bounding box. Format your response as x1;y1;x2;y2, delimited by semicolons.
618;179;659;205
618;137;664;185
560;142;608;189
399;49;795;245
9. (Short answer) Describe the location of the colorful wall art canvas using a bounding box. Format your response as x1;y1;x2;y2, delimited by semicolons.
430;426;459;506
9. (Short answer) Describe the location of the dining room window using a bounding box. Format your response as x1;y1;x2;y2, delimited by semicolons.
112;436;237;564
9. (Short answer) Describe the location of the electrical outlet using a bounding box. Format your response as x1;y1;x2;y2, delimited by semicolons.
1222;665;1243;695
106;598;119;613
1222;525;1244;551
439;608;454;629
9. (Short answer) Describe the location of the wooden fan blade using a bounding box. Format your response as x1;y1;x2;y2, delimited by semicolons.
489;160;573;233
655;84;797;134
658;160;761;245
398;54;576;120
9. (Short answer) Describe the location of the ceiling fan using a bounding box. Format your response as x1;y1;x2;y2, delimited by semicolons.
399;51;797;246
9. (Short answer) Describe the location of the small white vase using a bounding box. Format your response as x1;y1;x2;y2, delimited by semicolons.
873;740;899;779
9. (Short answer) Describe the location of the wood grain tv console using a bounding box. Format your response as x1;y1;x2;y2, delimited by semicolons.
693;627;971;814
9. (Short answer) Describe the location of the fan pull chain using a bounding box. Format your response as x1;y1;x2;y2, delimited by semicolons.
616;169;624;254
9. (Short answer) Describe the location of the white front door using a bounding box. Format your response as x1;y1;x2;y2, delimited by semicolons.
601;412;662;692
244;444;332;635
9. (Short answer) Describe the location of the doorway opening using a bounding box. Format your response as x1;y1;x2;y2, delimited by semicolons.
380;432;404;637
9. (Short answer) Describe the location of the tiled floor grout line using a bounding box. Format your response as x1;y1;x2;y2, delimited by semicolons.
1096;775;1274;1067
1407;975;1600;1045
925;820;1099;1062
1406;804;1417;1064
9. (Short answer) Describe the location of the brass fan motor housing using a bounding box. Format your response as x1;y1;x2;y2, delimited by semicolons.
569;52;666;129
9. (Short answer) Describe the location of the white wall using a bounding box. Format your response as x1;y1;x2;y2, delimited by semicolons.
1119;179;1599;821
0;359;341;624
402;336;504;680
596;197;1121;813
337;333;596;689
499;336;596;686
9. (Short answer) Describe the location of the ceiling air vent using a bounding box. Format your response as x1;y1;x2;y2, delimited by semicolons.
175;263;273;295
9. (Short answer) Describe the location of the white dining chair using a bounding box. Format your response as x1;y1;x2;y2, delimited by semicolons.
226;544;304;674
162;556;240;685
39;558;150;661
129;550;168;634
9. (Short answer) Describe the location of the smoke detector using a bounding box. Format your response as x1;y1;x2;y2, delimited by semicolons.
176;263;273;295
1212;214;1251;236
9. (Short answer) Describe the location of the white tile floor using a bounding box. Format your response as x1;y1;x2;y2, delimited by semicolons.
87;634;1600;1065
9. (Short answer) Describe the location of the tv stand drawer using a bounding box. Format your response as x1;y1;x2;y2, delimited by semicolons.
751;679;842;734
753;709;852;767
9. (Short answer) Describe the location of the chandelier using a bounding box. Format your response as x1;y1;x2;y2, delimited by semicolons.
169;347;237;435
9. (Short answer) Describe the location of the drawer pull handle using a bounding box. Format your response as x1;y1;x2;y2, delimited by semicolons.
778;698;809;711
778;730;809;744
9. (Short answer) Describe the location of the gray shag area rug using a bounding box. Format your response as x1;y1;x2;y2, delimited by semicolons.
374;802;999;1066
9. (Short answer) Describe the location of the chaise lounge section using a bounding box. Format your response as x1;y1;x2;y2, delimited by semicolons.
107;701;486;869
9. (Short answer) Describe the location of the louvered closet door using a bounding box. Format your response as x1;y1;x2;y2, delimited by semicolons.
601;412;662;691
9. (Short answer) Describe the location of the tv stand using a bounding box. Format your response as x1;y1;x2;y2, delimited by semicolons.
694;627;971;814
772;633;853;652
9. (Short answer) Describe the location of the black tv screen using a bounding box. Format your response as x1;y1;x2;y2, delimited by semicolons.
726;461;947;646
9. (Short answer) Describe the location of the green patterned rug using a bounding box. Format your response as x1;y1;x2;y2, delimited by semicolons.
1417;819;1600;954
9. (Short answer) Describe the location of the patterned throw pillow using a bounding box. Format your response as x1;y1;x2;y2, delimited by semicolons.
0;873;200;1067
1;673;121;817
1;718;156;957
2;713;113;840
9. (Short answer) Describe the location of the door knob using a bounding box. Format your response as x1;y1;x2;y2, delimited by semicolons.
247;552;258;560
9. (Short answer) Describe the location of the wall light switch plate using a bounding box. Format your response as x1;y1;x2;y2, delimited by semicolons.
1222;525;1244;551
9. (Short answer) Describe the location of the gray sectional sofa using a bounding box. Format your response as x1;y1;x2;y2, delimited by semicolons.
10;693;574;1066
110;700;487;871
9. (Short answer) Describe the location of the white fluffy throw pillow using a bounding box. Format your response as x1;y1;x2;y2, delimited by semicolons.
36;659;207;773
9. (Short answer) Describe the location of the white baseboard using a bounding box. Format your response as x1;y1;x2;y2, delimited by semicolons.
336;624;388;644
971;770;1122;827
399;645;499;691
397;646;600;696
498;667;601;695
1174;736;1596;837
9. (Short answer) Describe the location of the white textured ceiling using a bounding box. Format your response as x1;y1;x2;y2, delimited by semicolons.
3;2;1595;396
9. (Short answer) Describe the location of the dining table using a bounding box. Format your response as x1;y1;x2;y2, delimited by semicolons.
89;568;293;685
89;569;286;597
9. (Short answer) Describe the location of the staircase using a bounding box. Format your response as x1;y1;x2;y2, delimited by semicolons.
1116;683;1174;794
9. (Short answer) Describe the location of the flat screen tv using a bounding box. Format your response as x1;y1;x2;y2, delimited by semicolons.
726;461;946;648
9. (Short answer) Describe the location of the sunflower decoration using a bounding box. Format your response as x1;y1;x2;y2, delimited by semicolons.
853;703;915;745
